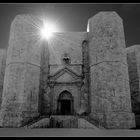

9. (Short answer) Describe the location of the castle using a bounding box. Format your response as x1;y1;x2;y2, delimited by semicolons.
0;11;137;129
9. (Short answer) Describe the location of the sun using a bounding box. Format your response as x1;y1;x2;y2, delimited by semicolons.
40;20;58;40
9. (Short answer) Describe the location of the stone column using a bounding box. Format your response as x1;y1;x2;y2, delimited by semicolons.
0;15;42;127
88;12;135;128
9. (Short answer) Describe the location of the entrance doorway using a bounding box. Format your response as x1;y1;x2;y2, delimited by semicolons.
61;100;71;115
57;90;74;115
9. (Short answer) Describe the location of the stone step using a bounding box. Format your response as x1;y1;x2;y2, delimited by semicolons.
23;115;102;129
24;118;50;128
50;115;78;128
78;118;100;129
80;116;105;129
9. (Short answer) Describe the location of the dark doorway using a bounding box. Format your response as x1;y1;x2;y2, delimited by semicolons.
61;100;71;115
57;90;74;115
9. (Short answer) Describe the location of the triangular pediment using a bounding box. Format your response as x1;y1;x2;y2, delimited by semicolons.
49;67;82;83
56;72;77;82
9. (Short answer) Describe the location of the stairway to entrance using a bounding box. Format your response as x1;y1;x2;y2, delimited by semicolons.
50;115;78;128
23;115;102;129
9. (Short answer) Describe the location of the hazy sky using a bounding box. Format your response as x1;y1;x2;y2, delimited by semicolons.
0;3;140;49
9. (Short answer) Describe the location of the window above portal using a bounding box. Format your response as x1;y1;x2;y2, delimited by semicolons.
62;53;71;65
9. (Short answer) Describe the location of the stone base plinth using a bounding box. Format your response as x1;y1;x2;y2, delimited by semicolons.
50;115;78;128
90;112;135;129
0;111;40;128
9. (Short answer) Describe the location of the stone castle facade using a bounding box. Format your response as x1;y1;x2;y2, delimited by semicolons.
0;11;137;129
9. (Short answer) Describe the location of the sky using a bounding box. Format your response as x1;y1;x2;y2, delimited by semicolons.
0;3;140;49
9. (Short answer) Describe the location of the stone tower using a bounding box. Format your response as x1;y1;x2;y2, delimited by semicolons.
0;15;43;127
88;12;135;128
126;45;140;127
126;45;140;114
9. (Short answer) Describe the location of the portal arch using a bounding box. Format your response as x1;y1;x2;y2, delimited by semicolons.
57;90;74;115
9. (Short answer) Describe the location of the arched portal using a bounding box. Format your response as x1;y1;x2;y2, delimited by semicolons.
57;90;74;115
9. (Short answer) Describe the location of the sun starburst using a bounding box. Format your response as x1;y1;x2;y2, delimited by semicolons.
40;19;58;40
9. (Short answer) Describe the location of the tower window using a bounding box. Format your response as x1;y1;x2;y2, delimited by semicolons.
82;40;88;47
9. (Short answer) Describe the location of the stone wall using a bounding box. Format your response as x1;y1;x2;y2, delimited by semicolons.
42;32;87;115
126;45;140;114
0;15;42;127
49;32;86;66
88;12;135;128
39;41;50;115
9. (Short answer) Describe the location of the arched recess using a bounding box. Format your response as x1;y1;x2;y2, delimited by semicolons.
57;90;74;115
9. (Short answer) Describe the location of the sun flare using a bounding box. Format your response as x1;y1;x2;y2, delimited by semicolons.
40;20;58;40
